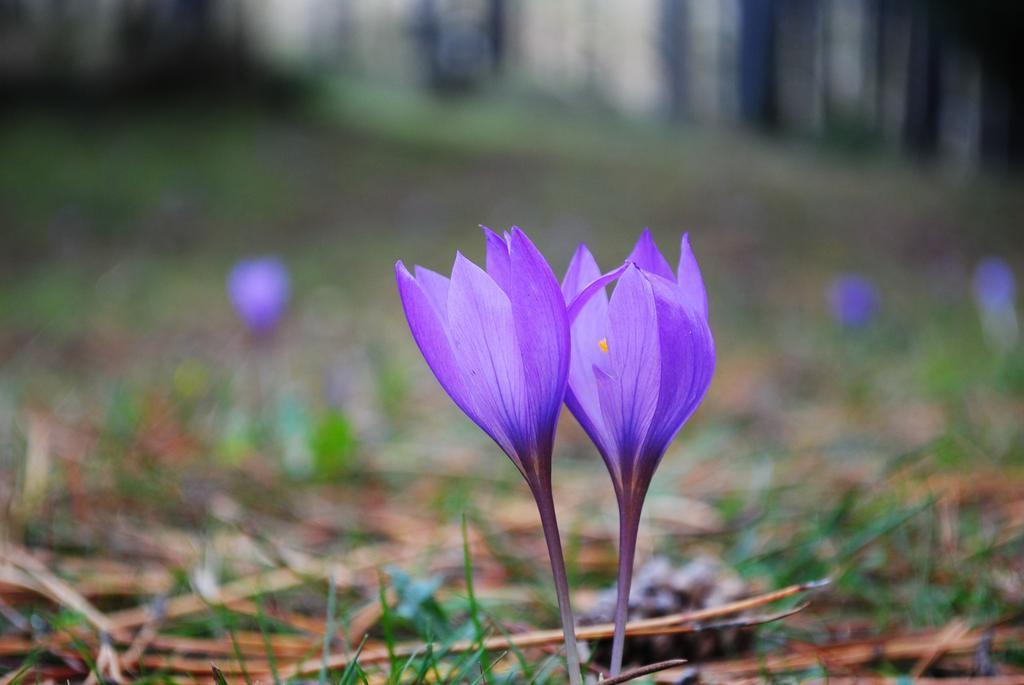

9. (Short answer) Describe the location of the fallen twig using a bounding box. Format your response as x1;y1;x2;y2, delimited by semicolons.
651;625;1024;682
597;659;687;684
273;579;825;679
2;545;121;637
910;618;970;677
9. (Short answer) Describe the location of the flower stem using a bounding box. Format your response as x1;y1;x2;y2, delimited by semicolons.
531;483;583;685
609;499;643;676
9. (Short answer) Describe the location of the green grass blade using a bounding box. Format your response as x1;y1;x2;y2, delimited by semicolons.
256;596;282;685
462;514;486;641
337;635;370;685
378;574;400;682
211;665;230;685
320;571;339;685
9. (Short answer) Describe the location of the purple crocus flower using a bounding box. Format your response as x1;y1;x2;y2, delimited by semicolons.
828;275;878;329
562;229;715;675
395;227;583;684
228;257;290;335
973;257;1018;350
973;257;1016;314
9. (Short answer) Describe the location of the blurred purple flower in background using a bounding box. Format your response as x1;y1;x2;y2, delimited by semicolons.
973;257;1016;313
228;257;290;335
973;257;1018;350
562;230;715;675
828;275;878;329
395;227;583;684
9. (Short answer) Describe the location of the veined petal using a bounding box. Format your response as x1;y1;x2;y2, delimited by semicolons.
566;262;630;323
507;228;570;449
626;229;675;281
395;261;481;429
591;364;627;494
562;244;599;301
413;265;451;317
637;272;715;471
446;252;530;462
678;233;709;320
561;244;615;457
602;265;660;472
483;226;512;294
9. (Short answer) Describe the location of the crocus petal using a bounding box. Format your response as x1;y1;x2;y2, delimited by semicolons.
413;265;451;317
637;272;715;469
591;364;627;493
507;228;570;453
626;229;675;281
974;257;1015;312
561;244;615;457
562;244;599;302
396;261;482;430
677;233;709;320
483;226;512;294
566;262;630;323
601;265;661;475
228;257;290;333
446;252;530;464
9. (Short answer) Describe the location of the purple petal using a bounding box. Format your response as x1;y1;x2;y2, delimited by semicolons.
483;226;512;294
561;244;615;457
446;252;530;461
227;257;290;333
562;244;599;302
973;257;1015;313
395;261;482;430
591;364;627;493
638;272;715;466
626;229;675;281
567;262;630;323
600;265;661;473
413;265;451;317
507;229;570;448
677;234;709;320
829;275;878;328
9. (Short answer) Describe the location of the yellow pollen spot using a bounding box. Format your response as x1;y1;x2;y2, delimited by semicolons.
598;338;609;353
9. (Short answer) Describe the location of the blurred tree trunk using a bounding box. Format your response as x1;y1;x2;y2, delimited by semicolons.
659;0;689;121
979;73;1024;167
903;0;942;155
931;0;1024;167
738;0;777;128
775;0;822;132
487;0;506;72
870;0;888;131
